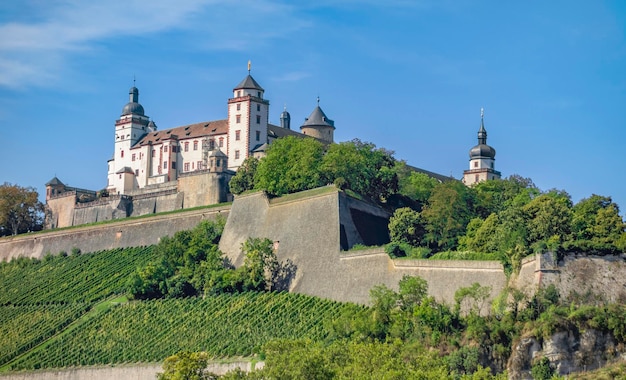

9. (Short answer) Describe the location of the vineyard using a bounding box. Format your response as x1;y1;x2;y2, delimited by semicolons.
0;247;158;305
7;292;364;370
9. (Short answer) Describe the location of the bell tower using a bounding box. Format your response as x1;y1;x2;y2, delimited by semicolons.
463;108;501;186
227;62;269;171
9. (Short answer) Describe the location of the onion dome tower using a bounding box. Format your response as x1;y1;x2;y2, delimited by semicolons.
463;108;501;186
300;97;335;143
121;86;145;116
280;105;291;129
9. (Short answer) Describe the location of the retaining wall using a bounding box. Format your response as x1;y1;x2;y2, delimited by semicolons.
218;188;509;307
0;206;230;261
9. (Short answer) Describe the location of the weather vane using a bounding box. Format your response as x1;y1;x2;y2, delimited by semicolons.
248;60;251;74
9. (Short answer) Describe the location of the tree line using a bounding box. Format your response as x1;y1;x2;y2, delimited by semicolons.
229;136;626;269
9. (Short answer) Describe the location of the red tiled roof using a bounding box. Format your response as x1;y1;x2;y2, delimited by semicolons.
136;119;228;146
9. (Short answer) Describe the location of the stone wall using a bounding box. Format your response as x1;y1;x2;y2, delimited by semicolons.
45;193;76;229
218;188;509;307
0;206;230;261
178;171;233;208
0;361;262;380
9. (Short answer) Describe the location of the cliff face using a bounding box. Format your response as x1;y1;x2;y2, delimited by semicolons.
508;329;623;379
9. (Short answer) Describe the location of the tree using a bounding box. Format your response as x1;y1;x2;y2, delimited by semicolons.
240;237;280;291
572;195;625;249
0;183;44;236
397;168;439;209
388;207;424;246
523;192;573;246
421;181;474;251
254;136;325;196
398;275;428;311
321;139;398;202
229;157;258;195
157;351;215;380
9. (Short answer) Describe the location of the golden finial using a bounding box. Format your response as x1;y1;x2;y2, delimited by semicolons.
247;60;251;73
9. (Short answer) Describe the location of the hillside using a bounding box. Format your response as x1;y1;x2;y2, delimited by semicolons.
0;244;362;374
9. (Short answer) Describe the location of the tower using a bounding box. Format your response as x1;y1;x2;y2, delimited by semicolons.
300;97;335;143
280;105;291;129
107;86;150;193
227;62;269;170
463;108;501;186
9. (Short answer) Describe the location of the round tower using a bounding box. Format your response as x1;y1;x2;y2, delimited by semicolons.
300;97;335;143
280;105;291;129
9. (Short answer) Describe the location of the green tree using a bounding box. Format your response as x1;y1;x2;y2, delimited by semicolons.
254;136;324;196
229;157;259;195
0;183;44;236
388;207;424;246
421;181;474;251
473;175;538;218
126;259;173;299
398;275;428;311
240;237;280;291
157;351;214;380
572;195;625;249
321;139;398;202
397;168;439;209
523;192;573;247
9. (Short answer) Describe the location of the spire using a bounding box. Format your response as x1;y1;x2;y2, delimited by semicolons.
478;107;487;145
248;60;251;74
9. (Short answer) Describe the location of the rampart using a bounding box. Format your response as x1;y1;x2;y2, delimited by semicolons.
218;188;510;306
0;206;230;261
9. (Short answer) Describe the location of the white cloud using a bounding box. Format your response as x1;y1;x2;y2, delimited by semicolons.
0;0;308;89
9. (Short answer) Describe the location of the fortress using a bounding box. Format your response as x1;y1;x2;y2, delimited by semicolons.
43;66;500;229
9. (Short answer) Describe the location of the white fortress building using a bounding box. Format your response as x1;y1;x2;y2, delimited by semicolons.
44;65;499;229
107;67;335;195
45;66;337;228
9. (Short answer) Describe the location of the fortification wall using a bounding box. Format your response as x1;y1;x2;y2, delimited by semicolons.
0;361;261;380
45;194;76;229
0;206;229;261
179;171;233;208
219;189;509;307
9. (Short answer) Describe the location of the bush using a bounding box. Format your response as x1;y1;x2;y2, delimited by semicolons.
530;357;554;380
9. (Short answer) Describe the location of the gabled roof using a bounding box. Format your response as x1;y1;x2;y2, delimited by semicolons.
267;124;307;140
45;177;64;186
302;106;335;129
251;143;269;153
135;119;228;148
234;75;264;91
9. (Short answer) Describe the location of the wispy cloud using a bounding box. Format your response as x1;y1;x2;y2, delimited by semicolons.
0;0;310;89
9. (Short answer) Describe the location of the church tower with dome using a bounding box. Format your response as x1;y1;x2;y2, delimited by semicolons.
462;108;501;186
107;86;155;193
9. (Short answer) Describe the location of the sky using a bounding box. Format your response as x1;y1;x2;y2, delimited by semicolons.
1;0;625;213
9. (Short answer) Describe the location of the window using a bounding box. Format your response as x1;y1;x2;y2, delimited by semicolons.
219;137;224;147
152;149;155;157
164;146;168;152
197;160;203;170
192;162;195;169
216;159;221;167
172;161;176;169
237;90;241;97
193;140;198;150
209;139;215;149
473;161;478;168
257;91;261;98
184;142;189;152
491;162;494;169
236;115;241;123
235;150;240;159
236;103;241;111
256;104;260;112
132;153;135;161
475;174;479;182
164;161;168;169
256;115;261;124
135;169;139;176
121;150;124;158
235;130;241;141
256;130;261;141
184;162;190;171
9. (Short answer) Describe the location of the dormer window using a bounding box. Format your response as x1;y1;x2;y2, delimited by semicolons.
257;91;261;98
237;90;241;97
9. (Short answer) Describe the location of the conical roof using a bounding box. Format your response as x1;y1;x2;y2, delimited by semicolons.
45;177;64;186
302;106;335;129
234;75;264;91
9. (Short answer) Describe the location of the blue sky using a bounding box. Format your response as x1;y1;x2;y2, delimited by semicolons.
1;0;625;212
